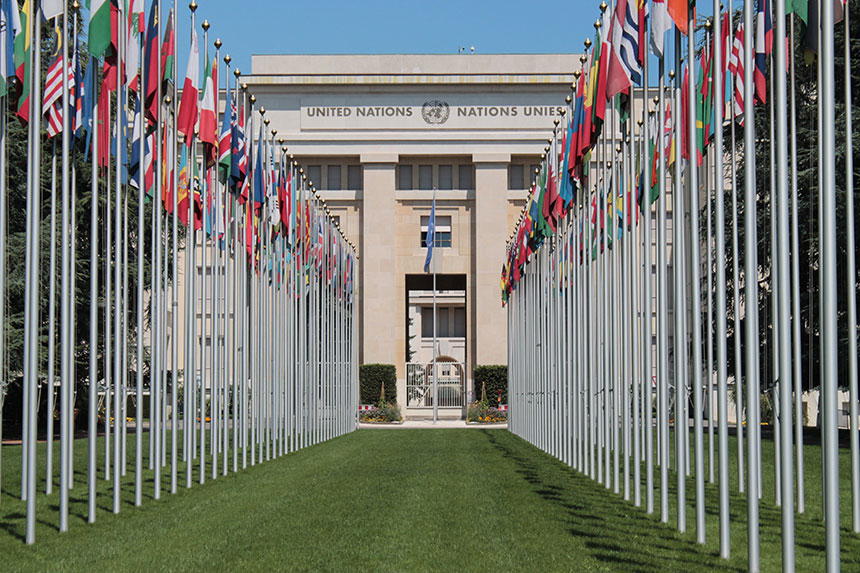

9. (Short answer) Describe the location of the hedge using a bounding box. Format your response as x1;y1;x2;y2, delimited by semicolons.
359;363;398;405
474;365;508;404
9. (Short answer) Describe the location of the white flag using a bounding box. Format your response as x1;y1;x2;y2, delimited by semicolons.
42;0;62;19
650;0;673;58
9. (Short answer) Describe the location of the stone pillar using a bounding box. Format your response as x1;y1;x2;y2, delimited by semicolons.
359;153;399;378
473;153;510;369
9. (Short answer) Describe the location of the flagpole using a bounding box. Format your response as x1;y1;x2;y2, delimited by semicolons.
742;0;760;563
47;137;57;496
657;64;669;524
112;0;125;514
88;18;100;522
642;49;653;515
432;185;438;425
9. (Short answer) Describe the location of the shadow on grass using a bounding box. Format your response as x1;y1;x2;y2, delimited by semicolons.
481;429;743;572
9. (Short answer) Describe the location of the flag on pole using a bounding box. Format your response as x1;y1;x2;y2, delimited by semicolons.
253;124;265;209
125;0;144;89
650;0;673;57
161;7;175;95
0;0;21;97
754;0;772;104
42;0;62;19
218;81;234;184
199;55;217;151
606;0;643;99
88;0;112;59
177;143;190;225
728;23;746;120
666;0;688;35
13;0;30;123
424;194;435;273
43;25;75;139
144;0;160;123
233;102;247;196
176;25;199;141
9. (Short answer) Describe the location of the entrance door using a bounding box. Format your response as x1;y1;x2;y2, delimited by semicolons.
406;358;465;408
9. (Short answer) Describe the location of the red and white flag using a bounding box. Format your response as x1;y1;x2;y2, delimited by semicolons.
728;23;745;121
176;26;199;141
199;55;218;149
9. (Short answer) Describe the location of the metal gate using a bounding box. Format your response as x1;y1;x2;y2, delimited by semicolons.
406;360;465;408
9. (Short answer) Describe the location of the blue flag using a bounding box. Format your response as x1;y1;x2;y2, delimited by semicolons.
423;195;435;273
253;124;265;209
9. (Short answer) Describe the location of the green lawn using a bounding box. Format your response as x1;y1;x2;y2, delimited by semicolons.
0;428;858;571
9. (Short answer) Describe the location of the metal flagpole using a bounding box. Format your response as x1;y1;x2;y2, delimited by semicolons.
643;56;654;515
87;16;100;522
788;10;804;515
112;1;124;514
170;3;180;494
658;65;669;525
742;0;760;563
711;4;730;558
136;17;146;504
432;186;438;424
47;138;57;496
672;27;686;534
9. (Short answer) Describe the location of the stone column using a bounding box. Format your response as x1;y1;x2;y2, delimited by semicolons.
473;153;510;370
359;153;399;395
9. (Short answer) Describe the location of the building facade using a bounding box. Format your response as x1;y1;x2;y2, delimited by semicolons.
243;54;577;416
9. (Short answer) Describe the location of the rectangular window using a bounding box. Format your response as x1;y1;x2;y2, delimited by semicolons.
420;215;452;248
327;165;342;190
508;164;524;190
421;307;434;338
454;307;466;337
308;165;322;189
458;165;474;190
347;165;363;190
418;165;433;190
438;165;453;190
438;308;449;337
398;165;413;190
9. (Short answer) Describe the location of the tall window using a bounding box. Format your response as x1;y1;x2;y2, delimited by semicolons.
308;165;322;188
347;165;363;190
508;164;524;189
420;215;452;248
458;165;474;190
418;165;433;190
327;165;342;190
398;164;413;190
438;165;453;190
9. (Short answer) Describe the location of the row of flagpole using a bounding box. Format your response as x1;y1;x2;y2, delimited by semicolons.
0;0;359;545
503;0;855;570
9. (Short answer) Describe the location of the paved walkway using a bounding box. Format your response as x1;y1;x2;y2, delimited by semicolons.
359;419;507;429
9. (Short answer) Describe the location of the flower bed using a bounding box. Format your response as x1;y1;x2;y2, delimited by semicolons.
358;401;402;423
466;400;508;423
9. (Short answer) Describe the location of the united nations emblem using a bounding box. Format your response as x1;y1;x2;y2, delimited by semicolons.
421;100;450;125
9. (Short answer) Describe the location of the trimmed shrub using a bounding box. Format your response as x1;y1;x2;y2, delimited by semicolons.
474;365;507;404
359;363;397;405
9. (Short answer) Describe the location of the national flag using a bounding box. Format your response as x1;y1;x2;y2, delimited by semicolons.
161;7;175;96
606;0;643;99
728;23;746;120
666;0;688;35
0;0;21;97
71;43;83;136
199;55;218;151
650;0;672;57
129;96;154;194
754;0;772;104
719;10;731;96
218;81;234;184
43;26;75;139
177;144;190;225
236;105;248;200
42;0;62;19
785;0;808;23
176;25;199;141
13;0;30;123
126;0;144;89
802;0;843;63
88;0;112;59
253;124;265;209
681;65;690;161
424;194;435;273
695;41;713;166
143;0;160;124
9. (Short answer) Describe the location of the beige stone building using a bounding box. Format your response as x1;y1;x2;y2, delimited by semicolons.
240;54;578;416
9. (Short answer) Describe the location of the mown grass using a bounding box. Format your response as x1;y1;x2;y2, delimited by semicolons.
0;427;857;571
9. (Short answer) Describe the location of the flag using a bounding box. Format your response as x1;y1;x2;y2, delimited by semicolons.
199;55;217;150
143;0;159;123
785;0;808;23
606;0;643;99
802;0;843;63
667;0;688;35
695;41;713;166
424;194;435;273
218;80;234;184
13;0;30;123
126;0;144;89
0;0;20;97
43;26;75;139
233;102;247;195
754;0;772;104
162;8;175;95
177;144;190;225
42;0;62;19
129;96;154;194
728;23;745;120
176;25;199;141
88;0;112;59
253;124;265;209
650;0;672;57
